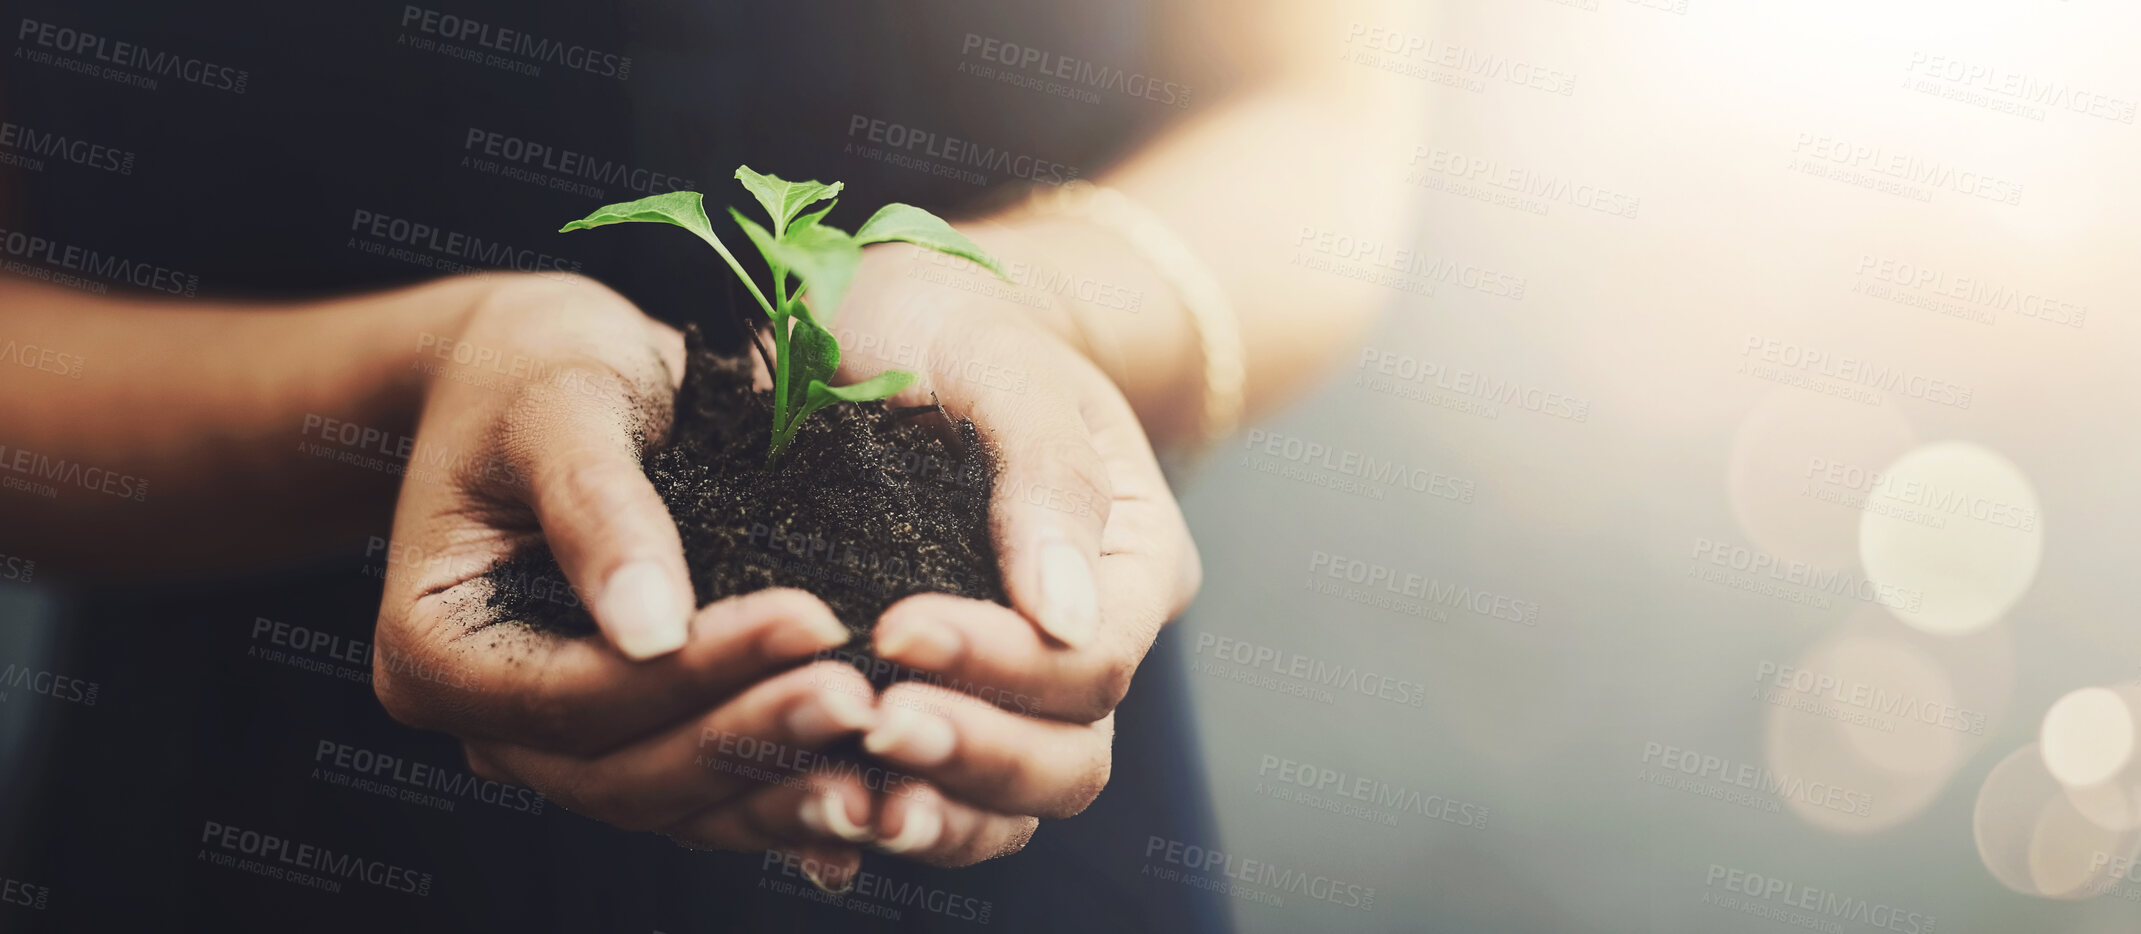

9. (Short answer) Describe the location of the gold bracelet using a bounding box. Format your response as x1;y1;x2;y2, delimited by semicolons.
1023;180;1246;452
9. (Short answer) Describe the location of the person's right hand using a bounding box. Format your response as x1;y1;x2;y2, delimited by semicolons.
368;272;880;889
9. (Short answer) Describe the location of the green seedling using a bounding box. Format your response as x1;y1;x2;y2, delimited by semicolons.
560;166;1006;465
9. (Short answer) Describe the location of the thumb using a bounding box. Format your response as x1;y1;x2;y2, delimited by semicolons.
521;408;694;661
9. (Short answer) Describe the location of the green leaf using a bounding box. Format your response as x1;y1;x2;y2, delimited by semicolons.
561;190;721;249
793;371;916;426
755;216;863;322
790;201;837;235
785;315;840;419
814;370;915;402
735;166;842;237
560;191;776;321
854;203;1005;279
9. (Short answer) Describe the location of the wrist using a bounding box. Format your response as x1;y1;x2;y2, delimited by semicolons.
957;213;1206;444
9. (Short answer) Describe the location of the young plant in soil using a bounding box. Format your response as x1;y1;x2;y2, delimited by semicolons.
485;168;1013;656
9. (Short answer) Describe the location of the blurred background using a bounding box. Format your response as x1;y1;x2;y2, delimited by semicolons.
4;0;2140;931
1181;1;2141;931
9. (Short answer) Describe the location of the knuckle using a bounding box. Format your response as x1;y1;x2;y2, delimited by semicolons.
511;673;598;754
1053;752;1112;818
372;671;435;731
1174;528;1205;612
564;765;658;831
370;631;445;731
996;818;1039;860
1036;438;1112;507
1078;654;1137;721
462;746;507;783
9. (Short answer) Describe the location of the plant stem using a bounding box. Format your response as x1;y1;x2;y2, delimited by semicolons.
689;228;779;324
767;269;793;467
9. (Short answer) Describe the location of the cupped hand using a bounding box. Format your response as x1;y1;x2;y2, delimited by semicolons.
368;273;878;883
832;244;1205;865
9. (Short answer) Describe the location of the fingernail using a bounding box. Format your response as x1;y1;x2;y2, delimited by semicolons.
597;560;690;660
878;799;942;855
1035;533;1098;648
863;707;956;767
877;619;961;670
800;854;854;895
819;788;875;843
786;690;875;743
764;609;853;657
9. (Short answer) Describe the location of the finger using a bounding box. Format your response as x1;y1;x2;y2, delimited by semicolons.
870;782;1037;868
870;562;1172;725
918;337;1115;650
509;378;694;661
379;587;850;754
864;682;1113;819
873;382;1199;722
774;845;866;895
662;768;874;852
465;662;876;831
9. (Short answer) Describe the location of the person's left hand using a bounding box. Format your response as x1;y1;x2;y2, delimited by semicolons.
810;243;1204;865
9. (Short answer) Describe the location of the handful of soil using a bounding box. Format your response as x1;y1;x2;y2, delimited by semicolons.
485;327;1008;658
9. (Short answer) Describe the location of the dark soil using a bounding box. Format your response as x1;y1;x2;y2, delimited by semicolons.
483;327;1007;659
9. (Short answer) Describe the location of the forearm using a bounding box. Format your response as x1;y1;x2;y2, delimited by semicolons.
0;275;491;575
962;3;1432;446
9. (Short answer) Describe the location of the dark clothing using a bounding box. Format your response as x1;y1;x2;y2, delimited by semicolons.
0;1;1230;929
